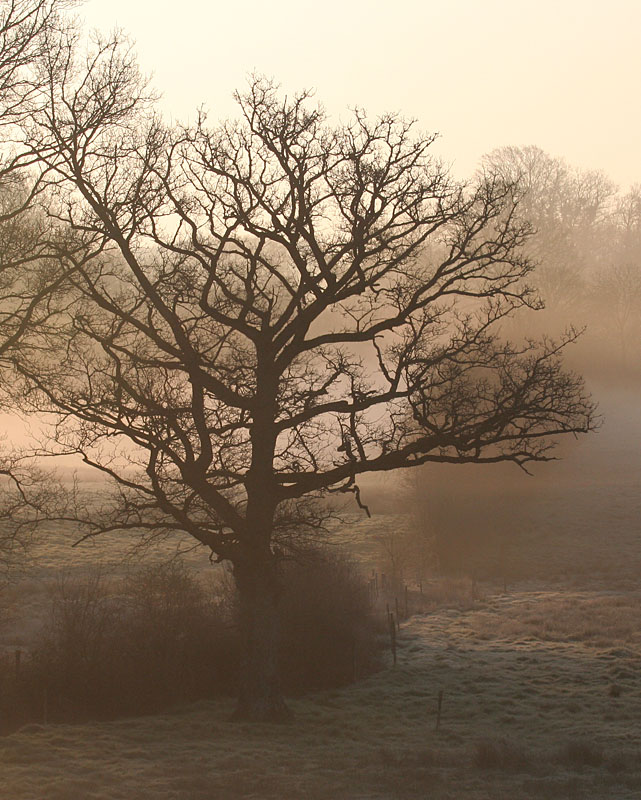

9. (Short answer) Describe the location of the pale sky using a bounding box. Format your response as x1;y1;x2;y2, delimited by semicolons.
79;0;641;189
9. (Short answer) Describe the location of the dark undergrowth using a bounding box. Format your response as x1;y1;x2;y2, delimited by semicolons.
0;547;381;732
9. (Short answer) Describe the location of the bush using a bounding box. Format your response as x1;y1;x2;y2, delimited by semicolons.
279;547;381;690
474;738;531;771
34;567;125;718
0;547;380;728
2;563;238;726
115;563;238;712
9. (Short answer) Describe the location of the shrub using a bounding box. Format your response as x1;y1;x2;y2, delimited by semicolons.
474;738;531;771
557;741;604;768
0;547;380;727
115;563;238;712
4;563;238;725
278;547;381;690
32;567;123;719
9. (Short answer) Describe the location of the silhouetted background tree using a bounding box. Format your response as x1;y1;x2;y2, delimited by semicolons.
0;0;81;578
12;26;597;719
482;146;641;374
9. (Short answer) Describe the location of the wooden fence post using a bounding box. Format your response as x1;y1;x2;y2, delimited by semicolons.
351;634;357;683
435;689;444;731
389;612;397;665
42;685;49;725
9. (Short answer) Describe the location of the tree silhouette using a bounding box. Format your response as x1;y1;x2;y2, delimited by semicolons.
0;0;81;577
17;43;596;719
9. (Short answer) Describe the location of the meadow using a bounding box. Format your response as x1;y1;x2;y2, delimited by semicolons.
0;381;639;799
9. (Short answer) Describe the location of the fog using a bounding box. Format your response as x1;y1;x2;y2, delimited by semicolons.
80;0;641;189
1;1;641;798
364;151;641;586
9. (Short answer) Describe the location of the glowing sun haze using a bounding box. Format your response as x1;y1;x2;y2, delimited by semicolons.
78;0;641;188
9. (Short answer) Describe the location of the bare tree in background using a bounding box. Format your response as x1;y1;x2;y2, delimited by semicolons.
15;32;597;719
481;146;641;374
0;0;82;577
591;187;641;368
589;261;641;368
0;0;78;366
482;146;615;317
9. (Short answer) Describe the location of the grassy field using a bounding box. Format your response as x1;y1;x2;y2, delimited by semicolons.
0;383;639;799
2;587;641;799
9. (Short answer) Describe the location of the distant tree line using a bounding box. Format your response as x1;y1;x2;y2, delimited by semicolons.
484;145;641;376
382;147;641;585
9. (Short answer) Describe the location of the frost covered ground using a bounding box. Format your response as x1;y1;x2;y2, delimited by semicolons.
0;384;640;798
3;588;641;799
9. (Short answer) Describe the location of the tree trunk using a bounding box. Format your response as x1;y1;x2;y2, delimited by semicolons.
231;555;290;721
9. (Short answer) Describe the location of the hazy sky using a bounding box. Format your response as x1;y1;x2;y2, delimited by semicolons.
80;0;640;189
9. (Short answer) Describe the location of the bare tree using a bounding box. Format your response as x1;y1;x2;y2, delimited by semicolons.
0;0;82;575
16;39;596;719
588;261;641;368
592;187;641;368
0;0;81;370
481;145;615;317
